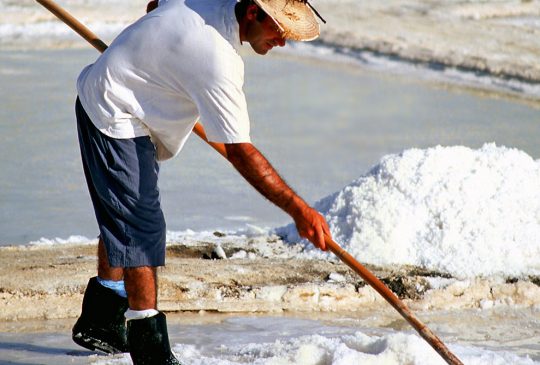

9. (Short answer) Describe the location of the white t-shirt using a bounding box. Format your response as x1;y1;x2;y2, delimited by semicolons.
77;0;250;161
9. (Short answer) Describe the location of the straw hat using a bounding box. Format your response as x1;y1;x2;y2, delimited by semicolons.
252;0;323;41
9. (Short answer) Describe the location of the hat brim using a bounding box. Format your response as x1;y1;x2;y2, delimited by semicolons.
253;0;320;41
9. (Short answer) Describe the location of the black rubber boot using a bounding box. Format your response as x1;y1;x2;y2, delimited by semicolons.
72;277;129;353
127;312;181;365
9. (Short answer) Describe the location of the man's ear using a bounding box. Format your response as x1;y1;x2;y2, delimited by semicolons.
245;4;259;21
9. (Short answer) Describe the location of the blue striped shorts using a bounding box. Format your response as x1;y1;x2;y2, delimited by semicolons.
76;97;166;267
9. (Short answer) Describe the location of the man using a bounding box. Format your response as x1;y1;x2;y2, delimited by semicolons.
72;0;330;363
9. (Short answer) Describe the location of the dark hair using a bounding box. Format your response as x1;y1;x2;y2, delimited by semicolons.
236;0;268;22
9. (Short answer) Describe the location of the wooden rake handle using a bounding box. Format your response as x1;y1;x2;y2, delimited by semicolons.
325;236;463;365
35;0;463;363
35;0;108;53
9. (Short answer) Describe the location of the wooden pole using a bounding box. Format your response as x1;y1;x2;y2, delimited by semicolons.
34;1;463;363
35;0;108;53
325;236;464;365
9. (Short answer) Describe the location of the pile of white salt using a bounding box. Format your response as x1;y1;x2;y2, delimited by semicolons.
279;144;540;278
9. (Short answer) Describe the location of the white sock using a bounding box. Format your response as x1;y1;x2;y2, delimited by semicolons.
124;308;160;321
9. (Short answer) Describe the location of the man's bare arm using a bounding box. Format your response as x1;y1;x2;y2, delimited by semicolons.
225;143;330;250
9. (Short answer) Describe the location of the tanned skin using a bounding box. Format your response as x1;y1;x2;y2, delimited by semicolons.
226;143;330;251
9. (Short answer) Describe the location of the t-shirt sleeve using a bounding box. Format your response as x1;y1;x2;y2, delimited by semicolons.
186;41;251;144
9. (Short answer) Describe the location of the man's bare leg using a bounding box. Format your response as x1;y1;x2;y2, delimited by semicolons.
97;238;157;310
124;266;158;310
97;238;124;281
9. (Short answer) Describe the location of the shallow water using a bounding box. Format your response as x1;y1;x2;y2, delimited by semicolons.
1;48;539;245
0;309;539;364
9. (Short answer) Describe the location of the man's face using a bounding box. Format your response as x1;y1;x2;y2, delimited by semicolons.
244;7;286;55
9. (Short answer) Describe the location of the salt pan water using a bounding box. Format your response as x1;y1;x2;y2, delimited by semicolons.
1;48;539;245
1;313;538;364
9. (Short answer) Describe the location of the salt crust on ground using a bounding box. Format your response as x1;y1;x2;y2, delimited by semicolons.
279;144;540;279
1;237;539;323
316;0;540;82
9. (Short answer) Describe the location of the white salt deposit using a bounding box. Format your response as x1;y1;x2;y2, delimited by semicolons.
278;144;540;278
327;272;347;283
94;330;538;365
171;333;535;365
29;235;96;246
